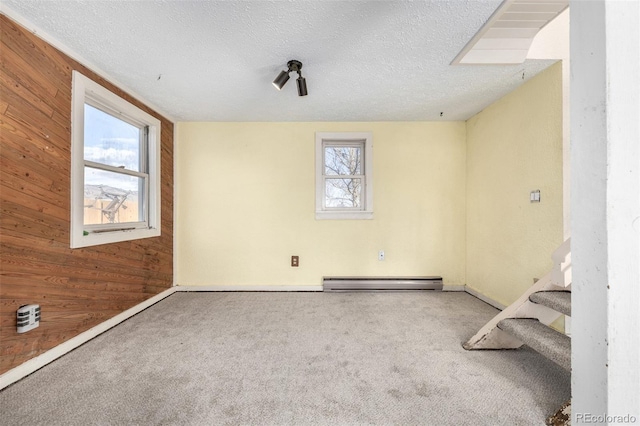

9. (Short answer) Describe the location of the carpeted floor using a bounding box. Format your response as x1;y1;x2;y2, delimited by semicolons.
0;292;570;425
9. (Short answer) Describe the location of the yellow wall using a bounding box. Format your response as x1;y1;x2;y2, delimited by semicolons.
176;64;563;301
176;122;467;287
466;62;564;306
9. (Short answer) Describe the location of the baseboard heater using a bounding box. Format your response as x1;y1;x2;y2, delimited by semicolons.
323;276;443;292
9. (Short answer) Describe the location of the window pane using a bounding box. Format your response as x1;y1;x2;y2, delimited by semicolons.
324;146;362;176
84;167;144;225
325;178;362;208
84;104;141;171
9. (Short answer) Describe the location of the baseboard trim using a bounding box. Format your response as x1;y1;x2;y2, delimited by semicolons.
442;285;466;292
0;287;177;391
176;285;323;292
464;286;506;310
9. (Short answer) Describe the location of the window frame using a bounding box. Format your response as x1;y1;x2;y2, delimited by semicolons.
315;132;373;220
70;71;161;248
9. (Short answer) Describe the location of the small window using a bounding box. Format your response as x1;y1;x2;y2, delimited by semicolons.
315;132;373;220
70;71;161;248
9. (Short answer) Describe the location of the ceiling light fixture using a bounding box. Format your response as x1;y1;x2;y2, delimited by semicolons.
272;60;307;96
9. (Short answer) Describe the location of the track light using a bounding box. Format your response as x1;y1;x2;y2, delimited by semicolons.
272;70;290;91
296;76;307;96
272;60;308;96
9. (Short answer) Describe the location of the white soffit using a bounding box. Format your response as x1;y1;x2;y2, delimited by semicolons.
452;0;569;65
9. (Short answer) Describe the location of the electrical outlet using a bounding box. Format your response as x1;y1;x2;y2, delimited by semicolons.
378;250;385;261
291;255;299;267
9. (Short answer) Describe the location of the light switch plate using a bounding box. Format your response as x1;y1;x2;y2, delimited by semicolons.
530;190;541;203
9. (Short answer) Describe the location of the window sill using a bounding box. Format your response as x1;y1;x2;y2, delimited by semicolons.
315;211;374;220
70;227;160;249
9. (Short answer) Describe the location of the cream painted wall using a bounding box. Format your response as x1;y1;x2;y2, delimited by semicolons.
466;62;564;307
528;9;570;240
176;122;466;287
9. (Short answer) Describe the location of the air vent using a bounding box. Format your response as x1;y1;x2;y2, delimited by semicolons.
17;304;40;333
323;276;443;292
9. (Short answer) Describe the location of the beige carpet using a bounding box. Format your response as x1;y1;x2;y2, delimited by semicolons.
0;292;570;425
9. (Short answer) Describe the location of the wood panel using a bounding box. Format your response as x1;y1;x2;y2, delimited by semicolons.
0;14;174;374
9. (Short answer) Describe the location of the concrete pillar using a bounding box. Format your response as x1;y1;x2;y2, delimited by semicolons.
571;0;640;423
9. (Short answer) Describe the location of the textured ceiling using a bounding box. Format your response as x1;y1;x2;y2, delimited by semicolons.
2;1;555;122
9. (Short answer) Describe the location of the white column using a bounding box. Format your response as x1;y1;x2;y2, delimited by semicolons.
571;0;640;423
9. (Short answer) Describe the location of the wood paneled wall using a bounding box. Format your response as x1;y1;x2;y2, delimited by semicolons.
0;14;174;374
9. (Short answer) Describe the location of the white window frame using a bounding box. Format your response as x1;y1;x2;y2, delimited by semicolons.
70;71;161;248
315;132;373;220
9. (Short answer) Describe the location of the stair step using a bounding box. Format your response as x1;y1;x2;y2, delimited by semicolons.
529;291;571;316
497;318;571;370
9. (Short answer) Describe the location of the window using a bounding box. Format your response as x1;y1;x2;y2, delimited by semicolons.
315;132;373;219
70;71;161;248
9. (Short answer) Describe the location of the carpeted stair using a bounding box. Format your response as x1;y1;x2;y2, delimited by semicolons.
530;291;571;316
497;318;571;370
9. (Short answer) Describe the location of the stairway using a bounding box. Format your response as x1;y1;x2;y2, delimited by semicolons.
463;239;571;355
463;239;572;424
494;290;572;370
